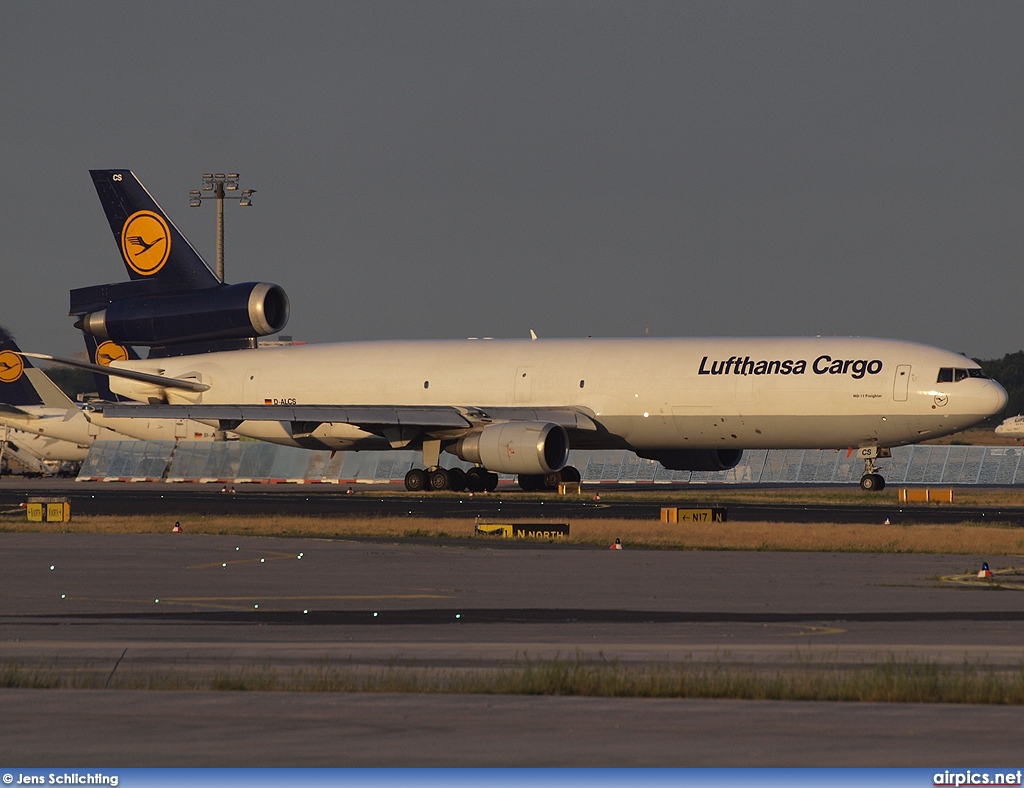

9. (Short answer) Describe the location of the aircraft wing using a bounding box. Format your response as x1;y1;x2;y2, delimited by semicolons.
97;403;598;432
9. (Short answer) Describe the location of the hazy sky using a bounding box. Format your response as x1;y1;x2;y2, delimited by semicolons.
2;1;1023;358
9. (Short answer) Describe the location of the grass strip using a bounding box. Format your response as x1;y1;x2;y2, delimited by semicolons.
3;513;1024;555
4;655;1024;704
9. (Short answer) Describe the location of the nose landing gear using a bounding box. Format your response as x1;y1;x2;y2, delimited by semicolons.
857;447;891;492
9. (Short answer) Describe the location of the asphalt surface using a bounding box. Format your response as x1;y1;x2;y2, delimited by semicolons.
1;532;1023;765
3;478;1024;524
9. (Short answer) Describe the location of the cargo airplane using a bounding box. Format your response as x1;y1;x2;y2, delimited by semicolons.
24;170;1008;492
994;414;1024;438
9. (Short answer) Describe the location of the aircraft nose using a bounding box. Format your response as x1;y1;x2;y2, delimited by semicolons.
986;380;1009;416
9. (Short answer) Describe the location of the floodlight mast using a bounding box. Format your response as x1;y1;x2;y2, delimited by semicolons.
188;172;255;282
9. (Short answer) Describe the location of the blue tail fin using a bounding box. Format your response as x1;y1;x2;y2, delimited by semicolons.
82;334;140;401
0;327;43;407
89;169;220;290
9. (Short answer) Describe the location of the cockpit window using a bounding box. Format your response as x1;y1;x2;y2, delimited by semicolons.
937;367;987;383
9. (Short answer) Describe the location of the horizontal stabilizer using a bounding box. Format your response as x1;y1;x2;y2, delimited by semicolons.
18;353;209;393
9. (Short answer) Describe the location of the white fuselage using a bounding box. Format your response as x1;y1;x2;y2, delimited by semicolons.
994;415;1024;436
107;336;1008;453
0;405;221;445
0;425;89;464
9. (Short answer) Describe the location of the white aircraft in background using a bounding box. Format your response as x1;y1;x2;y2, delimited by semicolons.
0;424;88;474
28;170;1009;492
994;415;1024;438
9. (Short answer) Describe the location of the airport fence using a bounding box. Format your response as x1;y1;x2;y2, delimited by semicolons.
75;441;1024;485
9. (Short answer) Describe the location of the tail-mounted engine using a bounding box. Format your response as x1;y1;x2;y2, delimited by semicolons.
72;281;289;356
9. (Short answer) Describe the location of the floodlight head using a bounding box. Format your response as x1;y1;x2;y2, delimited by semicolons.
239;189;255;206
226;173;239;190
202;174;214;191
188;190;202;207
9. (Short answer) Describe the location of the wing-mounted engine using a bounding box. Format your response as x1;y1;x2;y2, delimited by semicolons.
637;448;743;472
72;281;289;357
453;421;569;475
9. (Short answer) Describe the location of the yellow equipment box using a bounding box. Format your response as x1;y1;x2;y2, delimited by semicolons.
898;488;954;503
27;497;71;523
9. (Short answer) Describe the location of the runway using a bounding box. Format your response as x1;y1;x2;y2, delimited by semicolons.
3;478;1024;524
1;532;1023;765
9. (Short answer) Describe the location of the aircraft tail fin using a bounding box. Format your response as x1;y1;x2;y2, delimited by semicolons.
0;327;45;408
89;169;221;291
82;334;140;401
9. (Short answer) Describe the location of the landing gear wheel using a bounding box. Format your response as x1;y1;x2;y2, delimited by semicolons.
447;467;467;492
465;467;486;493
543;472;562;490
483;471;499;492
560;466;581;483
405;468;428;492
518;474;543;492
428;468;450;491
859;473;885;492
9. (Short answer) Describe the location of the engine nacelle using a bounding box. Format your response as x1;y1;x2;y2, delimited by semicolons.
454;421;568;475
76;282;289;347
637;448;744;472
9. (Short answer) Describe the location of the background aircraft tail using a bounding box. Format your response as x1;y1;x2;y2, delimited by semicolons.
82;334;140;401
1;328;79;409
0;327;52;408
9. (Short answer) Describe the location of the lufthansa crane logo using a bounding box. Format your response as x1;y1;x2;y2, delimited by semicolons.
0;350;25;383
95;341;129;366
121;210;171;276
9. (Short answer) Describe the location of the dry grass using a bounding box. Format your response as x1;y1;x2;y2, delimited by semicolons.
2;512;1024;555
5;654;1024;703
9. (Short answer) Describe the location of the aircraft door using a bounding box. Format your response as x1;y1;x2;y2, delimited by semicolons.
893;365;911;402
174;419;187;439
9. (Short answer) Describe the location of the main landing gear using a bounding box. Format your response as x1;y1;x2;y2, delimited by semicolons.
856;447;891;492
404;466;497;493
517;466;581;492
